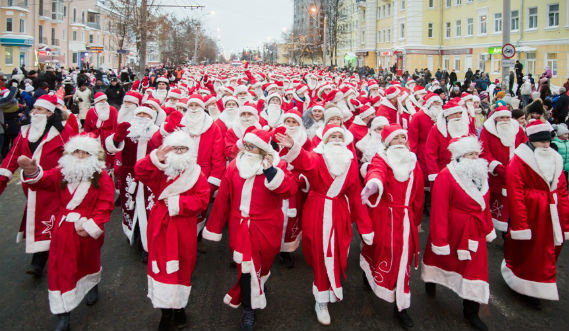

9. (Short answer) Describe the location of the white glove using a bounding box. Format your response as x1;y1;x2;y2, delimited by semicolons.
361;179;382;207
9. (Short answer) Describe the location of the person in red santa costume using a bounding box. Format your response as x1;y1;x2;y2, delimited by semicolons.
117;90;143;124
360;124;424;329
260;93;284;130
501;120;569;307
425;98;475;184
356;116;389;177
164;88;182;109
311;106;355;154
375;85;400;124
479;106;527;232
135;130;211;331
304;103;325;140
153;76;170;104
396;89;418;129
348;105;376;144
83;92;118;170
215;96;240;146
0;94;73;276
203;127;296;331
105;105;159;261
276;124;374;326
18;133;114;331
421;135;496;331
224;102;262;161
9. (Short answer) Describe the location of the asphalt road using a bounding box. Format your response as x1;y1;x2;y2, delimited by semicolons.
0;176;568;331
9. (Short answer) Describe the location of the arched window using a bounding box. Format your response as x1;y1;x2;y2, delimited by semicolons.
73;8;76;23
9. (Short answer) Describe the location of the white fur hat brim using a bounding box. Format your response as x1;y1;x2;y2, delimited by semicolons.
134;106;157;121
448;135;482;160
243;132;272;154
164;130;193;149
64;135;102;156
322;126;345;144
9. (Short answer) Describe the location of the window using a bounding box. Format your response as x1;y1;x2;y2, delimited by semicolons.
528;7;538;29
39;25;43;41
401;0;405;10
548;4;559;27
445;22;451;38
8;0;13;6
387;4;391;16
454;56;461;72
456;0;462;5
491;55;501;73
72;30;77;41
387;28;391;42
64;6;66;17
378;6;381;19
429;0;435;8
479;14;487;34
6;18;13;32
82;11;85;24
494;13;502;32
51;27;55;44
428;23;433;38
511;10;519;31
455;20;461;36
382;5;385;17
400;23;405;39
72;52;78;64
73;8;76;23
526;52;536;75
443;56;450;70
377;31;380;43
5;47;13;65
62;29;66;41
467;18;474;35
361;31;365;45
19;19;25;33
446;0;451;8
546;53;558;76
89;34;94;44
81;31;85;42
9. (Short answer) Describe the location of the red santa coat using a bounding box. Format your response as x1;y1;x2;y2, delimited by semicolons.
0;125;73;253
105;131;159;251
203;156;296;309
375;99;398;124
348;117;369;144
421;163;496;304
23;167;114;314
83;106;118;168
408;110;436;187
501;144;569;300
479;120;527;231
281;143;374;303
361;153;424;311
135;152;211;308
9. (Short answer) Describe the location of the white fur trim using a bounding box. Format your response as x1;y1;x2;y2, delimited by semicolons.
243;132;272;154
158;165;201;200
312;284;341;303
431;243;450;255
64;135;102;156
123;94;140;105
502;188;507;197
526;122;551;136
167;195;180;217
421;263;489;304
500;260;559;300
565;232;569;240
164;130;193;149
364;178;384;208
202;227;222;241
166;260;180;274
34;98;56;112
264;167;285;191
457;249;472;260
81;218;103;239
299;173;310;193
383;129;407;146
493;218;509;232
443;105;463;117
147;275;191;309
448;136;482;161
223;294;241;308
94;93;107;103
134;106;157;121
428;174;437;182
281;141;302;163
447;161;488;210
510;229;532;240
322;126;345;143
187;97;205;108
207;176;221;187
468;239;479;252
361;232;374;245
149;150;167;170
286;208;297;218
152;260;160;274
49;268;101;314
360;162;370;178
486;229;497;242
0;168;13;179
489;160;502;175
105;134;125;154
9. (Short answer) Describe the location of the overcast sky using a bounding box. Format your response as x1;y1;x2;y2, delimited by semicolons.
160;0;293;57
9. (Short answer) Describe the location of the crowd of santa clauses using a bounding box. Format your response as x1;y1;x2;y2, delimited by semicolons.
0;62;568;331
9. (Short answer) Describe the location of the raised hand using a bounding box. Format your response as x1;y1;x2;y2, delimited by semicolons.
155;145;174;163
164;111;184;133
275;133;294;148
17;156;38;176
262;153;274;170
114;122;131;143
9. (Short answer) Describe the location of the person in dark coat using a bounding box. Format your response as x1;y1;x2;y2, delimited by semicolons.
554;87;569;124
32;81;49;105
105;78;125;109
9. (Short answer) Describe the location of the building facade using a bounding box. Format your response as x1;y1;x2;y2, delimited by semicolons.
0;0;136;73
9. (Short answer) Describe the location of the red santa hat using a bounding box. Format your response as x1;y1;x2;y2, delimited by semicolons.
324;106;343;124
282;109;303;125
311;103;325;113
167;88;182;100
526;120;553;142
124;91;142;105
367;80;379;90
143;97;162;112
264;82;278;93
33;94;58;112
64;132;102;156
243;127;273;154
448;135;482;160
239;102;259;120
413;85;427;96
176;98;189;110
424;92;442;108
186;94;205;108
406;79;416;86
381;124;407;146
131;80;141;91
266;93;282;104
94;92;107;104
385;86;400;100
164;130;193;149
490;105;511;119
442;99;463;117
223;96;238;107
370;116;389;131
203;95;216;107
134;106;157;121
390;80;402;86
156;76;169;84
322;124;345;143
358;105;375;119
235;84;249;95
296;84;308;95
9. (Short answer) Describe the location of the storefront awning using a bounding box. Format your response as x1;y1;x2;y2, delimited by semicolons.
38;54;65;63
516;46;536;52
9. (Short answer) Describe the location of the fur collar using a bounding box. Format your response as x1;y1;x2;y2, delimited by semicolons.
447;161;489;210
379;97;397;111
158;164;202;200
514;143;563;190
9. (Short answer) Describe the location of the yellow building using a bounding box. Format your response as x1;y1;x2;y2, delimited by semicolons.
336;0;362;67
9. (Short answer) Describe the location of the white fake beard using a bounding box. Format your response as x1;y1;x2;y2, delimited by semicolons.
127;117;157;141
286;125;307;145
59;154;104;184
208;105;220;120
323;142;353;177
535;147;557;183
427;105;443;120
164;151;195;181
237;96;251;107
118;103;137;123
356;131;383;163
404;98;417;115
239;116;258;130
95;102;110;121
307;79;318;90
385;145;415;182
447;117;469;138
496;120;516;147
337;100;353;120
369;91;380;98
466;102;475;117
28;113;48;143
454;158;489;191
165;100;178;108
235;151;263;179
266;104;282;128
474;107;482;114
154;89;168;103
221;107;239;129
181;108;207;135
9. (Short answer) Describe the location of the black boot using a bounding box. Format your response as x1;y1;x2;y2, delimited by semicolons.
240;273;255;331
159;309;173;331
279;252;294;269
425;282;436;297
394;306;414;329
54;313;70;331
27;251;49;276
463;299;488;331
85;285;98;306
173;308;187;329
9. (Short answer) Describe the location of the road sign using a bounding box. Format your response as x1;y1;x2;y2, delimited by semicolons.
502;43;516;59
502;59;515;67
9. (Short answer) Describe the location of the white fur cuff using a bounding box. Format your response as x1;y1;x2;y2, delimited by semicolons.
82;219;104;239
207;176;221;187
299;174;310;193
264;167;285;191
486;229;497;242
431;243;450;255
281;142;301;163
489;160;502;175
105;134;125;154
361;232;374;245
202;227;222;242
428;174;437;182
167;195;180;217
564;232;569;241
510;229;532;240
150;150;167;170
0;168;13;179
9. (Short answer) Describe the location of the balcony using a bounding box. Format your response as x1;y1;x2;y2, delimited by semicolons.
87;22;101;30
38;10;51;21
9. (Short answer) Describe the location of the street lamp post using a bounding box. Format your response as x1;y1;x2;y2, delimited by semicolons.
309;5;327;66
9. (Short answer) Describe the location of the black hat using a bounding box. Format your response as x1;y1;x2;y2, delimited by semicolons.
525;99;544;115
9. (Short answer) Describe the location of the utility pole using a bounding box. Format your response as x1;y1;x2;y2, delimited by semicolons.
502;0;511;91
138;0;148;75
192;23;200;64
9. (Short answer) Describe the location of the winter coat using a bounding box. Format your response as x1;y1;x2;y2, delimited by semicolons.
552;137;569;172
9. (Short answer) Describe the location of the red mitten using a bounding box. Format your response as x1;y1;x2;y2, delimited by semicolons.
164;111;183;133
244;61;249;69
0;176;8;195
142;76;149;87
114;122;131;143
272;126;286;143
495;164;506;179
